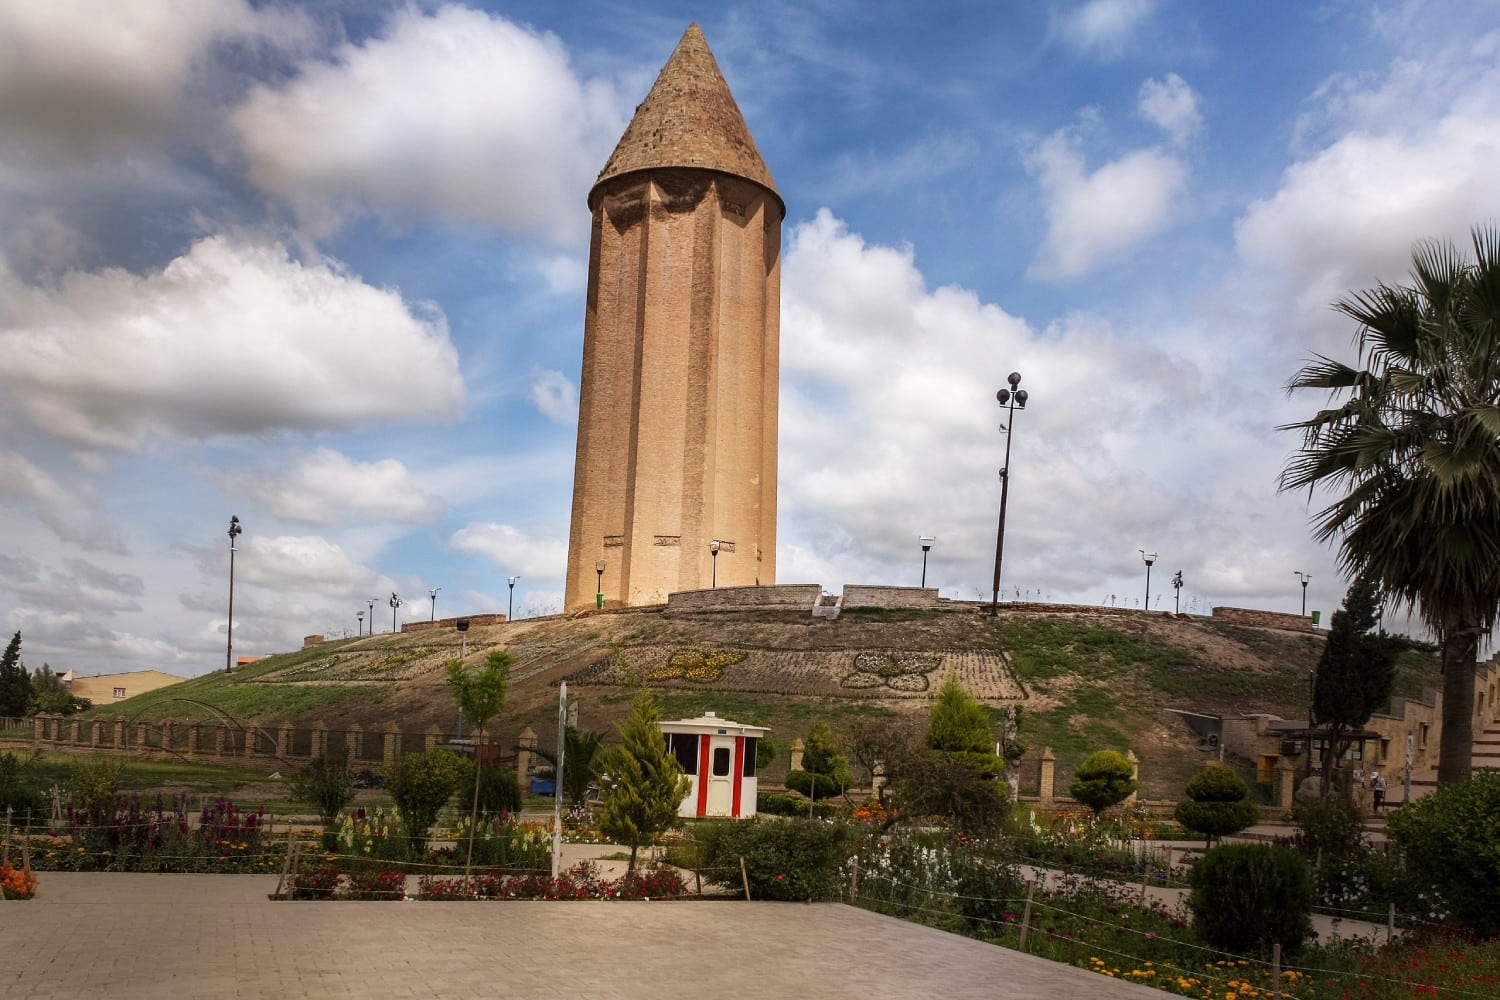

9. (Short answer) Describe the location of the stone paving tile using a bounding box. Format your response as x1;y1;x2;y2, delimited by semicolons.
3;873;1172;999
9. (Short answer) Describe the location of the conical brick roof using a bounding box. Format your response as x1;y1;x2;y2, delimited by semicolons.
591;24;780;211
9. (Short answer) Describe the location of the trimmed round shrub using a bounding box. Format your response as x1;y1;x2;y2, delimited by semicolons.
784;769;847;799
1185;765;1249;802
476;767;522;818
1386;771;1500;937
1175;766;1258;845
1189;843;1314;957
1069;749;1138;816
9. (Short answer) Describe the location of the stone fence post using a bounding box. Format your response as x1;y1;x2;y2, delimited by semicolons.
33;714;46;747
424;726;442;752
90;719;103;747
790;738;805;773
1125;750;1140;808
382;723;401;768
277;724;293;760
161;720;175;754
1039;746;1057;807
187;724;202;755
348;723;364;765
312;722;328;760
135;720;149;752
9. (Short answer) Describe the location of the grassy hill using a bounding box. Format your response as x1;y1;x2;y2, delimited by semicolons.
92;605;1441;799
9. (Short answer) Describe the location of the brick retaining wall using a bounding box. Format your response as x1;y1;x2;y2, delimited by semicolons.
666;584;821;613
840;585;939;609
402;613;507;633
1211;606;1315;632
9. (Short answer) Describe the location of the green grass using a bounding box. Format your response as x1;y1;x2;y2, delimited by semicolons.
1001;619;1194;686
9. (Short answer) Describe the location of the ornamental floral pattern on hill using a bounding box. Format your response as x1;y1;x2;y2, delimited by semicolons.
564;647;1022;700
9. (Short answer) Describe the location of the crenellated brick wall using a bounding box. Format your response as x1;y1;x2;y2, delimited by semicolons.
1211;606;1316;632
402;613;507;633
840;585;940;609
666;584;821;613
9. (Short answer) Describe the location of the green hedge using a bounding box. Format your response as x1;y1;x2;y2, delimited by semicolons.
692;817;853;901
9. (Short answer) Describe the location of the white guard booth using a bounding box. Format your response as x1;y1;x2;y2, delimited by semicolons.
660;712;769;818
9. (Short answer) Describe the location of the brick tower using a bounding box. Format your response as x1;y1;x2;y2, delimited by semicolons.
564;24;783;611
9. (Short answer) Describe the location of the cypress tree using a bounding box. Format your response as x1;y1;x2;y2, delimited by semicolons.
597;687;690;872
0;632;29;718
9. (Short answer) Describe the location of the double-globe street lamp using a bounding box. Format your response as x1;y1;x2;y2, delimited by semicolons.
390;592;402;633
225;516;242;673
990;372;1030;616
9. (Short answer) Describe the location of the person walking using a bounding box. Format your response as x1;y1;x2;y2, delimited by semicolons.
1370;771;1386;811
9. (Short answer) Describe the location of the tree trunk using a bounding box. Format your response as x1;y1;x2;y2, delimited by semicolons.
1437;621;1479;786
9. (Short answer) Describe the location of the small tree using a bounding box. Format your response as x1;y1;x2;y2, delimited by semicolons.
846;714;924;806
27;664;89;715
289;750;356;850
0;749;45;826
926;673;1005;780
1069;749;1138;817
1190;844;1314;957
1312;577;1400;791
446;651;511;870
383;748;471;856
0;632;29;718
785;722;853;799
1174;765;1259;848
596;688;690;872
535;726;608;806
1387;770;1500;937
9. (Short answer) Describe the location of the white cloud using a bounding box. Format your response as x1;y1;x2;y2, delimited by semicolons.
227;448;445;526
0;0;308;158
778;210;1314;608
449;523;567;579
231;4;623;241
529;370;578;424
1235;61;1500;355
236;535;377;592
0;450;68;505
0;235;466;449
1139;73;1203;146
1056;0;1156;57
1026;130;1188;281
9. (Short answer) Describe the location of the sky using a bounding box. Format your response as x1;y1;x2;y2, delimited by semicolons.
2;0;1498;679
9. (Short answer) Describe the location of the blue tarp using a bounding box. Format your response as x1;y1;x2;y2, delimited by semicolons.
529;778;556;795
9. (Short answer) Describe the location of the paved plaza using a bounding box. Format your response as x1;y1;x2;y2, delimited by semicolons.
3;872;1172;999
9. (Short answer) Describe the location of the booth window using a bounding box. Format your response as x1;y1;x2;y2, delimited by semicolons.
668;733;699;775
712;746;732;777
741;737;757;776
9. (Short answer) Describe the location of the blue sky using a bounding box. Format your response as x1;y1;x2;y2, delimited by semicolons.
2;0;1498;677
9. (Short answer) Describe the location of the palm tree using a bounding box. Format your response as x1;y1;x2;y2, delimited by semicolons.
536;726;608;806
1280;226;1500;786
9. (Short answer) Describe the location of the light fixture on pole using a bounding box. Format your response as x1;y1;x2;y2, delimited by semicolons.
429;586;440;621
990;372;1029;616
709;539;721;588
1139;550;1156;610
508;576;519;621
919;535;935;588
1171;570;1184;614
1293;571;1311;617
389;592;402;633
356;609;364;636
594;559;606;609
225;516;242;673
367;598;377;633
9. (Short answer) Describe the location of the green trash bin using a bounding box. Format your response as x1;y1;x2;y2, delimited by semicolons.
1312;610;1321;626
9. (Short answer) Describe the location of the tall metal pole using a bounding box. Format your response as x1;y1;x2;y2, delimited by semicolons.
508;576;518;620
551;681;567;878
368;599;377;632
225;516;241;673
1139;550;1156;610
390;592;402;633
920;536;934;588
429;587;440;621
990;373;1027;616
1294;571;1311;616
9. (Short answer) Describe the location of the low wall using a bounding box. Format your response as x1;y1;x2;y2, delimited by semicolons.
840;585;940;609
666;584;822;613
403;613;507;633
1211;606;1315;632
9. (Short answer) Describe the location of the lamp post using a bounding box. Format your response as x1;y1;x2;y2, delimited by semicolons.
595;560;606;609
390;592;402;633
990;372;1029;616
367;598;377;633
356;610;364;636
1294;571;1311;616
1139;550;1156;610
429;586;440;621
225;516;242;673
1171;571;1183;614
709;539;721;588
508;576;519;621
919;536;935;588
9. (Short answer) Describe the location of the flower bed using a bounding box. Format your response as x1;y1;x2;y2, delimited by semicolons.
416;861;687;901
1;862;37;899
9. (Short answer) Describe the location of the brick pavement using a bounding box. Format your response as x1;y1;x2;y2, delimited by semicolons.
3;872;1172;999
